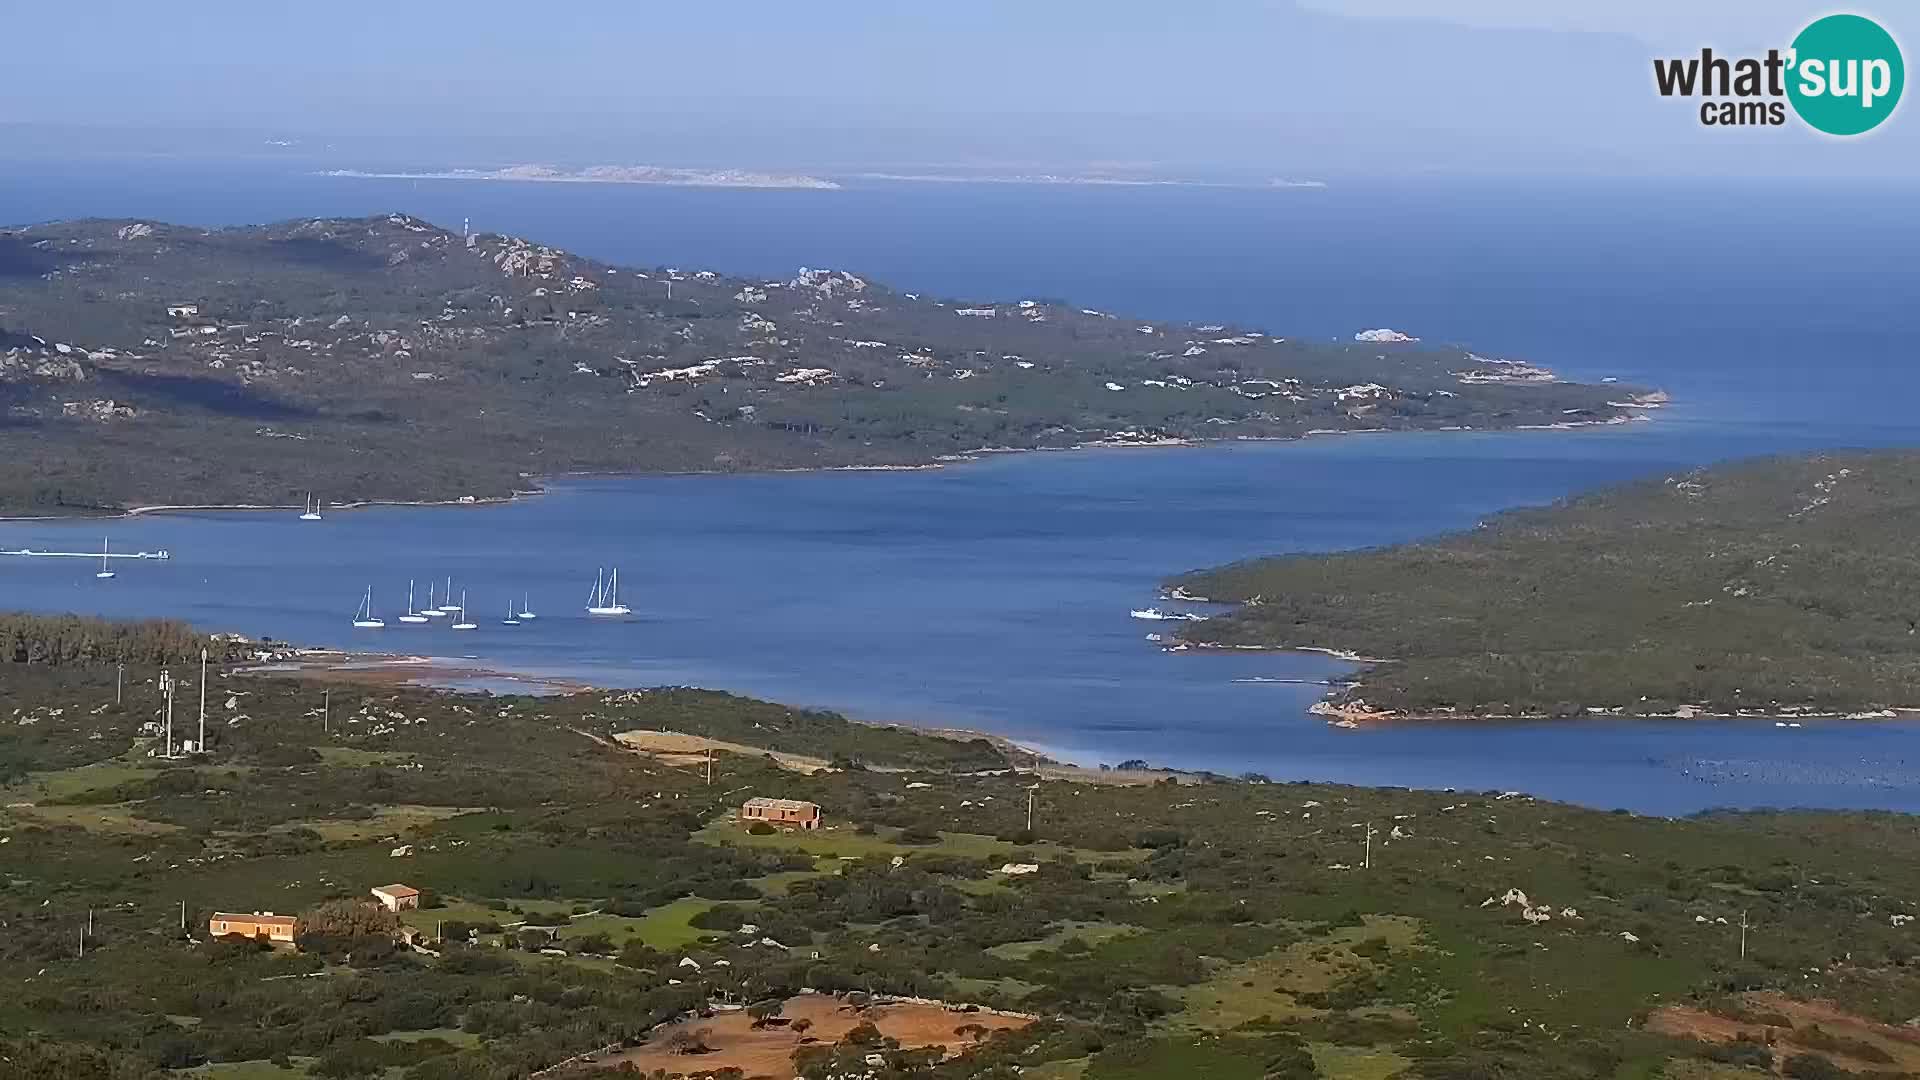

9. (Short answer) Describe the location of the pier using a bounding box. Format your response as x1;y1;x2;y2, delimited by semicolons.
0;548;172;560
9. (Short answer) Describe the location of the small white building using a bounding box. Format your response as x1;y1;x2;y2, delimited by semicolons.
370;883;421;912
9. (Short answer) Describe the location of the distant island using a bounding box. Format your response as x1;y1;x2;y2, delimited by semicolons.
0;213;1650;516
320;164;1329;191
852;172;1328;189
1171;451;1920;723
321;164;842;189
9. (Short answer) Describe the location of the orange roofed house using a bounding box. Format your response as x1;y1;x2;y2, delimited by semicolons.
208;912;298;945
741;797;821;830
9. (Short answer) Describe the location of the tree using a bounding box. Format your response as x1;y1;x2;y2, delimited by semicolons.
747;998;784;1029
844;1022;883;1047
295;900;398;940
666;1027;715;1055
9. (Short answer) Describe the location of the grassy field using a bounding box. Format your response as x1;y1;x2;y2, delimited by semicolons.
988;922;1141;961
1165;916;1421;1032
1308;1043;1412;1080
696;818;1149;867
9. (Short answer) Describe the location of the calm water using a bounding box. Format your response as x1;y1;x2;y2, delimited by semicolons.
4;162;1920;814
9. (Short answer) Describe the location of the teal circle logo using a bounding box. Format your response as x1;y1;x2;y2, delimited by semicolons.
1787;14;1904;135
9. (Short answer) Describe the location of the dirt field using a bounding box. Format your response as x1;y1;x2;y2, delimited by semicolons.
1647;991;1920;1073
598;994;1032;1078
612;730;832;774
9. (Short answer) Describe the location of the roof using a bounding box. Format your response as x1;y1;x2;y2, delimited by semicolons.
743;797;819;812
372;884;421;898
211;911;298;928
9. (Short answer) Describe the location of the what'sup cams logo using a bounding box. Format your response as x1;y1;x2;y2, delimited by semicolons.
1654;13;1904;135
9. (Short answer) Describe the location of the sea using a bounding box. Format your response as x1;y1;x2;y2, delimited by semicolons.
3;159;1919;815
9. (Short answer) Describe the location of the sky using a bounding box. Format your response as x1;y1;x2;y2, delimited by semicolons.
1;0;1911;178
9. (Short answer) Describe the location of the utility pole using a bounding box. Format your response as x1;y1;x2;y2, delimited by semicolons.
323;690;331;736
1027;786;1036;832
1740;910;1749;960
198;648;208;754
78;926;84;960
160;669;174;757
116;661;123;706
1365;821;1373;870
179;900;186;932
706;748;713;786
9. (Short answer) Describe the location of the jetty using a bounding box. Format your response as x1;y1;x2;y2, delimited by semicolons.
0;547;172;560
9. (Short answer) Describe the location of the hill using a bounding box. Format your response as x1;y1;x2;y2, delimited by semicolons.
0;214;1646;514
1173;451;1920;720
3;623;1920;1079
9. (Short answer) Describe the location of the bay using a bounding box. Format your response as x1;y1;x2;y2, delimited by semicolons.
3;162;1919;813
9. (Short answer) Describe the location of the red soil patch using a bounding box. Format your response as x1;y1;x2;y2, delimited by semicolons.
600;994;1032;1078
1647;992;1920;1073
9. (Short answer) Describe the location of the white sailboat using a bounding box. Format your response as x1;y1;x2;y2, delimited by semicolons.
300;492;323;521
422;579;446;617
351;587;385;629
398;579;429;623
451;591;477;631
433;575;459;614
586;567;632;616
517;592;537;620
502;601;520;627
95;537;115;579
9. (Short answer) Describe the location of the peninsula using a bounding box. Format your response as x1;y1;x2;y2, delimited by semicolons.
6;611;1920;1080
1172;450;1920;722
0;214;1647;516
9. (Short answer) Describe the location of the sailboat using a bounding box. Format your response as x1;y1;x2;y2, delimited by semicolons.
433;575;459;614
300;492;323;521
422;579;446;617
451;591;477;631
517;592;538;621
95;537;115;579
586;567;632;616
351;587;385;629
398;579;429;623
502;601;520;627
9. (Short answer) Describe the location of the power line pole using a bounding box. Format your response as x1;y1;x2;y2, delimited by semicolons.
160;669;174;758
198;648;208;754
1027;786;1036;832
116;661;123;706
1740;910;1749;960
706;748;713;785
1366;821;1373;870
323;690;331;736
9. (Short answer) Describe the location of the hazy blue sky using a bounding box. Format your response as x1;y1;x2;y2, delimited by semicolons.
3;1;1911;177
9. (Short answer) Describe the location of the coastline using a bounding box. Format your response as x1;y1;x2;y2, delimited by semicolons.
0;399;1663;524
240;649;1201;785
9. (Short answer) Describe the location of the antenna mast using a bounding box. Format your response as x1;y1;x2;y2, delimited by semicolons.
198;648;208;753
160;670;174;757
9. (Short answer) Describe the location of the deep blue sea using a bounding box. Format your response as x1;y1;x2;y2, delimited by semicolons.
4;160;1919;814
